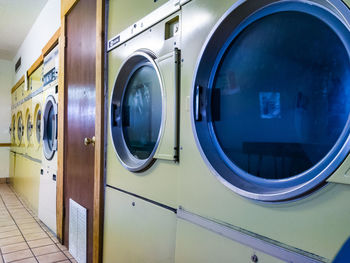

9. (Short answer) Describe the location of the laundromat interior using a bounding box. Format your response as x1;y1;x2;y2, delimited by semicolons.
2;0;350;262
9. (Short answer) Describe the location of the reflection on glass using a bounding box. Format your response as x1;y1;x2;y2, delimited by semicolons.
46;107;55;151
122;64;162;160
36;110;41;143
17;117;23;142
212;11;350;179
27;115;32;141
12;119;15;142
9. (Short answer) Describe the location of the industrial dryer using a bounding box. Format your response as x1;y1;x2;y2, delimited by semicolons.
175;0;350;262
104;0;184;261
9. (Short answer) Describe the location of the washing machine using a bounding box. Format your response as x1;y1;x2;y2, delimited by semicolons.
104;1;184;261
175;0;350;262
15;107;25;154
24;98;33;156
10;113;16;148
30;64;44;161
38;45;58;233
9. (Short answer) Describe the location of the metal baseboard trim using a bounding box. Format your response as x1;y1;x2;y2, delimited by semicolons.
177;207;329;263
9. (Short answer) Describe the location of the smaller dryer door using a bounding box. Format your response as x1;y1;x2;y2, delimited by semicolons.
43;96;58;160
26;111;32;146
34;106;42;146
17;113;24;146
11;115;16;144
110;50;180;172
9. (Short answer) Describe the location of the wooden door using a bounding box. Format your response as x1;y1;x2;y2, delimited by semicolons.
64;0;96;262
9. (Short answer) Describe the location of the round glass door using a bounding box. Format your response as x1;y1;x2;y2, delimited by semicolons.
43;96;57;160
17;114;23;145
110;51;163;172
35;109;41;144
26;114;32;143
193;0;350;201
11;115;15;144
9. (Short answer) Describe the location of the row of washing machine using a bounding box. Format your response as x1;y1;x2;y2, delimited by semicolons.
103;0;350;262
10;46;59;234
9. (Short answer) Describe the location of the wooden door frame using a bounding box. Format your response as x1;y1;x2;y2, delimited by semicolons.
57;0;105;262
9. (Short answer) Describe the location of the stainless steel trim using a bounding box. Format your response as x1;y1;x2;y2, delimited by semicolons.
177;207;328;263
109;50;165;172
194;85;200;121
10;152;42;164
42;95;58;160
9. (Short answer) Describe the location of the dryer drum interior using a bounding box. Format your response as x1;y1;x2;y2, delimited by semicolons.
35;109;41;144
27;114;32;142
43;96;57;160
12;115;16;143
110;51;163;172
17;114;23;144
193;0;350;201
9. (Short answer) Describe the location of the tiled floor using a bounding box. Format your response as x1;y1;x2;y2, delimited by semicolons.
0;184;76;263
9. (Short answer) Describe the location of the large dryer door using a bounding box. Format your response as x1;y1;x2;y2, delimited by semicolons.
110;50;180;172
43;96;58;160
192;0;350;201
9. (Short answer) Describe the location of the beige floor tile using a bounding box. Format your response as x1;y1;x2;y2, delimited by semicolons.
0;226;18;234
55;243;67;251
36;252;67;263
0;221;15;228
32;244;60;256
27;238;54;248
10;257;36;263
12;215;32;220
18;223;40;231
56;261;70;263
24;232;49;242
14;219;36;225
21;227;44;235
0;230;21;239
3;249;32;263
0;236;25;246
1;242;29;254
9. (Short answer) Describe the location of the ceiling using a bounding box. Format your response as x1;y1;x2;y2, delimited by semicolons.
0;0;48;60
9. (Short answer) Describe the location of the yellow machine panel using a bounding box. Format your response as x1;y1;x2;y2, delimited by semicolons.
108;0;169;40
175;219;285;263
29;65;43;93
12;155;40;214
103;187;177;263
23;99;33;156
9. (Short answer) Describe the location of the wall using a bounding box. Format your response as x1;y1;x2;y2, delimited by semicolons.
0;59;12;178
12;0;61;83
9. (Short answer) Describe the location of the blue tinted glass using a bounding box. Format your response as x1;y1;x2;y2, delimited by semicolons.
47;107;54;151
17;117;22;142
12;119;15;141
122;65;162;160
36;110;41;143
212;11;350;179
